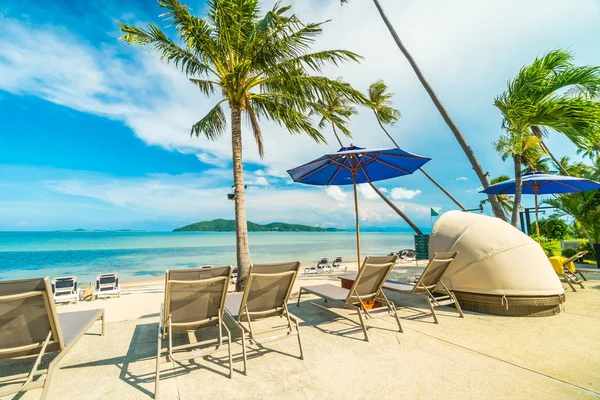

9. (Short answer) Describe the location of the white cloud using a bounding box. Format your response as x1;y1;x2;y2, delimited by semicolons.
253;176;270;186
357;183;378;199
455;177;469;181
390;187;422;200
325;186;347;202
196;152;229;168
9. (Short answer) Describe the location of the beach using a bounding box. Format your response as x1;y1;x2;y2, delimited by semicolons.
9;261;599;400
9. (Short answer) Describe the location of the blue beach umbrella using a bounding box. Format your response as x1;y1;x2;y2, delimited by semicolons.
481;172;600;239
287;145;430;263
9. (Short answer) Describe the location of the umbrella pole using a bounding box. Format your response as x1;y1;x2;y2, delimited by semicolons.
353;170;361;268
534;191;541;242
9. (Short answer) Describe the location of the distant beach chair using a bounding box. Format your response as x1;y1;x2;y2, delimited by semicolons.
0;277;105;399
51;276;81;304
331;256;347;272
297;255;401;342
316;257;331;274
551;251;587;292
375;252;463;324
231;267;238;283
156;266;233;397
93;273;120;300
399;249;416;263
225;262;303;375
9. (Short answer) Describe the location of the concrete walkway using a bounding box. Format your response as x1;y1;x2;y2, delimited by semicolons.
4;271;600;399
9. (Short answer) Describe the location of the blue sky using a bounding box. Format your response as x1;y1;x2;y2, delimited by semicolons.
1;0;599;231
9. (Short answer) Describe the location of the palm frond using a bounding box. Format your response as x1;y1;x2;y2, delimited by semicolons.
245;102;265;158
191;100;227;139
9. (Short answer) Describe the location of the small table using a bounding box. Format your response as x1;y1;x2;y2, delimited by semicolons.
339;275;382;309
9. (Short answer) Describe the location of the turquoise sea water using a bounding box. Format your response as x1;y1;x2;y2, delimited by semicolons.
0;231;414;284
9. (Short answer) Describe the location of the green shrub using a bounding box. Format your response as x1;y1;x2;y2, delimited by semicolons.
561;248;577;258
531;217;572;240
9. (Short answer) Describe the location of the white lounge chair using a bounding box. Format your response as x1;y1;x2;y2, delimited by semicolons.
51;276;81;304
316;257;331;274
331;256;347;272
93;273;121;299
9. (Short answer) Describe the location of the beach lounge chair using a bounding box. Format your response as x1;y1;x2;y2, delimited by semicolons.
574;265;600;281
297;255;401;342
156;266;233;397
51;276;81;304
317;257;331;274
0;277;105;400
225;262;303;375
331;256;347;272
376;252;463;324
555;251;587;291
93;273;121;299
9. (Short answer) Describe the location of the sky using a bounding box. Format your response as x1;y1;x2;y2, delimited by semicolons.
0;0;599;231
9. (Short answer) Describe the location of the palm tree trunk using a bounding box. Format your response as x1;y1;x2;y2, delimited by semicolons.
530;126;570;176
542;140;570;176
368;181;424;235
231;104;252;291
375;114;467;211
370;0;506;221
511;154;523;227
332;124;344;147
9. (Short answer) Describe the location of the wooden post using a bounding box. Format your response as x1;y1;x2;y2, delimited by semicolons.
534;191;541;242
352;158;361;266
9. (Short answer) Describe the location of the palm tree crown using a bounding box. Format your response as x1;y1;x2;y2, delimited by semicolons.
494;49;600;226
119;0;364;156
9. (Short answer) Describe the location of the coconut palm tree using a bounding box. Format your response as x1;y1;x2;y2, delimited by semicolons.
119;0;365;290
341;0;506;221
312;84;358;147
367;80;466;211
494;49;600;227
312;87;425;235
479;175;515;221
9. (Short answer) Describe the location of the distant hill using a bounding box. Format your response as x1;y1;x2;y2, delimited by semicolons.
173;219;342;232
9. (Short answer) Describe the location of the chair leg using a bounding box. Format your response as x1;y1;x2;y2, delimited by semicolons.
101;312;106;336
563;276;577;292
155;331;161;398
293;317;304;360
426;299;439;324
222;322;233;379
576;271;588;281
356;309;369;342
239;326;248;376
40;363;56;400
296;289;303;307
451;293;465;318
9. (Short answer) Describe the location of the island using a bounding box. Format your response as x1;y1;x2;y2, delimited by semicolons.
173;219;343;232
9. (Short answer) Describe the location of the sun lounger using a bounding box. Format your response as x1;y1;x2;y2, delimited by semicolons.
0;277;104;399
297;255;401;342
304;257;329;274
331;256;347;272
574;266;600;281
156;266;233;397
51;276;81;304
341;252;463;324
225;261;303;375
93;273;121;299
551;251;587;291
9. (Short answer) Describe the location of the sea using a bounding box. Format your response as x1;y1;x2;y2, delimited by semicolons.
0;231;415;284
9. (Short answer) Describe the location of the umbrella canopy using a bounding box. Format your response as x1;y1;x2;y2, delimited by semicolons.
480;172;600;195
288;146;430;186
480;172;600;240
287;146;430;264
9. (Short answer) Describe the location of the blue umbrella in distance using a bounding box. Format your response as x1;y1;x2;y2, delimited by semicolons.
481;172;600;239
287;145;430;263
